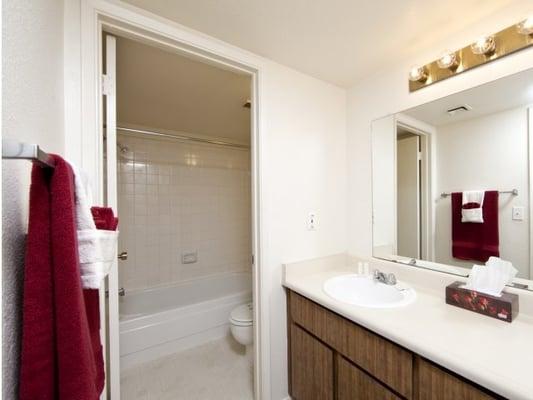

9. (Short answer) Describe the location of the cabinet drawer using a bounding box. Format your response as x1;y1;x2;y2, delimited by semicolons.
416;358;499;400
289;291;413;398
337;355;402;400
290;323;334;400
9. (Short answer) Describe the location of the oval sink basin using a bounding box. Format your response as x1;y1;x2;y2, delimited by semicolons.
323;274;416;308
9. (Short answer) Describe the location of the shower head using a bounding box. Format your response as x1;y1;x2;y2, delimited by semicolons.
117;143;129;154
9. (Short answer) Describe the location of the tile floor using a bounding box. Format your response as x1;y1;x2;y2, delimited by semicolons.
120;336;254;400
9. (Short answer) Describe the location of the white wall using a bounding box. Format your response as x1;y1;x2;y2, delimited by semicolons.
117;132;251;291
2;0;65;398
347;4;533;259
260;60;347;399
434;107;530;276
64;2;348;399
371;115;396;256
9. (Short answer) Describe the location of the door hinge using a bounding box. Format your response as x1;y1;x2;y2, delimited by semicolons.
102;74;115;96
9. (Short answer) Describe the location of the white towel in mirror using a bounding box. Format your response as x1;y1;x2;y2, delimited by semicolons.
461;190;484;223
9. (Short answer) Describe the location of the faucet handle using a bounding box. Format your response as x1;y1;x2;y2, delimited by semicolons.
386;273;397;285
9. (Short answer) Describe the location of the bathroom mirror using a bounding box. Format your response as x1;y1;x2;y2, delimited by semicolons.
371;67;533;289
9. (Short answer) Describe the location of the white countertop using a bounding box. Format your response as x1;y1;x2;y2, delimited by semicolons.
283;254;533;400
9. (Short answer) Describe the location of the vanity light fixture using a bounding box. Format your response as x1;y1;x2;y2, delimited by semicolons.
408;66;428;83
471;35;496;56
517;17;533;35
409;17;533;92
436;51;460;70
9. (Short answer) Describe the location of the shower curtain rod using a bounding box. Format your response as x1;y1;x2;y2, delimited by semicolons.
116;126;250;149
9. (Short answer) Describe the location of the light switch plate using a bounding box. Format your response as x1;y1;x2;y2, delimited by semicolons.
307;212;317;230
512;206;525;221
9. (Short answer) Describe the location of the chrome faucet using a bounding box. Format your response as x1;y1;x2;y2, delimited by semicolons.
373;270;397;285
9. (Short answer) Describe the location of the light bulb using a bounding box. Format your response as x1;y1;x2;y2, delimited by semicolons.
408;66;428;83
437;51;460;70
517;17;533;35
471;35;496;56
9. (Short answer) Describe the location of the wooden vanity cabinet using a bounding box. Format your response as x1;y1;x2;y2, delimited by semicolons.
416;359;497;400
287;290;503;400
289;324;334;400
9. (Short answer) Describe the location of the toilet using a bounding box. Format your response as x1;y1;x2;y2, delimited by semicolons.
229;302;253;346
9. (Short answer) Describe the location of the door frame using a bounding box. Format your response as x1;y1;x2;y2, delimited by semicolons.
64;1;268;398
395;114;436;262
396;134;421;259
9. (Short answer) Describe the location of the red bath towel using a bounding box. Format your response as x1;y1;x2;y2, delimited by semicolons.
20;156;103;400
451;190;499;262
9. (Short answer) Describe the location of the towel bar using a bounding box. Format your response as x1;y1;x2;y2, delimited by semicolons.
440;189;518;198
2;139;55;168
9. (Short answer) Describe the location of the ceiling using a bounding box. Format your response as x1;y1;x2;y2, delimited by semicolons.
115;35;251;143
121;0;527;87
404;67;533;126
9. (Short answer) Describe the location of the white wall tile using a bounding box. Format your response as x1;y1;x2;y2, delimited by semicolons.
117;133;251;291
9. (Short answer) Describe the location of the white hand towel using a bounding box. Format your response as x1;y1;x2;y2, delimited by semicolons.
461;190;484;223
69;161;118;289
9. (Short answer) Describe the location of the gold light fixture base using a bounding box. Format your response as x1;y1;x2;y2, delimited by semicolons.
409;22;533;92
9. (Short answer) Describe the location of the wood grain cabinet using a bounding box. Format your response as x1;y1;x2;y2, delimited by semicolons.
287;290;502;400
290;324;334;400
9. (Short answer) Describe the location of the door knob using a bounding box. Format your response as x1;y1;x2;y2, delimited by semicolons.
105;287;126;297
118;251;128;261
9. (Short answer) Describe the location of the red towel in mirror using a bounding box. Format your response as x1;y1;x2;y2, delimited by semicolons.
451;190;499;262
20;155;103;400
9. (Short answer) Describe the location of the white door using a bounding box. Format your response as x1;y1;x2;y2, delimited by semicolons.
397;135;420;259
102;33;120;399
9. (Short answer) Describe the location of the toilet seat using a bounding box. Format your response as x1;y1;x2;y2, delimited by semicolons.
230;303;253;326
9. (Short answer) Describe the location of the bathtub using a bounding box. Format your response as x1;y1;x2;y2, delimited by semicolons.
119;272;252;370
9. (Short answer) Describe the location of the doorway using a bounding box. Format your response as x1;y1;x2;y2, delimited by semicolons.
102;30;259;399
396;123;430;260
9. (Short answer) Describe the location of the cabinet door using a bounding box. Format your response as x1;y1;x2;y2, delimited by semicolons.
337;356;401;400
289;291;413;398
416;358;498;400
290;324;334;400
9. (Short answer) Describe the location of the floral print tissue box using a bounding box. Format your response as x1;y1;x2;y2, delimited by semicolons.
445;281;519;322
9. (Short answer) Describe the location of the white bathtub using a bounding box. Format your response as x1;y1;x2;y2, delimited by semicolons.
119;272;252;370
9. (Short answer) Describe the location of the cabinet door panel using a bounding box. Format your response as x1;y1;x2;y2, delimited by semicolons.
290;323;334;400
289;291;413;398
337;356;401;400
416;358;498;400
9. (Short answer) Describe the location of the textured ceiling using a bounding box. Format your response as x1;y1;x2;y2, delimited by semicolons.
121;0;530;87
116;35;251;142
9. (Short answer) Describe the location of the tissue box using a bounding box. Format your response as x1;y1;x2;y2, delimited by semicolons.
445;281;519;322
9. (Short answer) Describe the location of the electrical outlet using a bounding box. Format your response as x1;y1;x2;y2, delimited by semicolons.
512;206;525;221
308;212;317;230
182;251;198;264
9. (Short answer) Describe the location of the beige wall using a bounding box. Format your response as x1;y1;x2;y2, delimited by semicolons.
2;0;65;398
434;106;530;276
116;36;251;144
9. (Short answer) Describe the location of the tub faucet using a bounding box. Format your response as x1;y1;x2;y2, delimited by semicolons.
373;270;397;285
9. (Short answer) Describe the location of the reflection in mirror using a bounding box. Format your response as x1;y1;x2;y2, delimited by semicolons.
372;67;533;288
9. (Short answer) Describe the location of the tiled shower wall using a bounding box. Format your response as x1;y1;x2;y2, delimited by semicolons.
117;132;251;291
